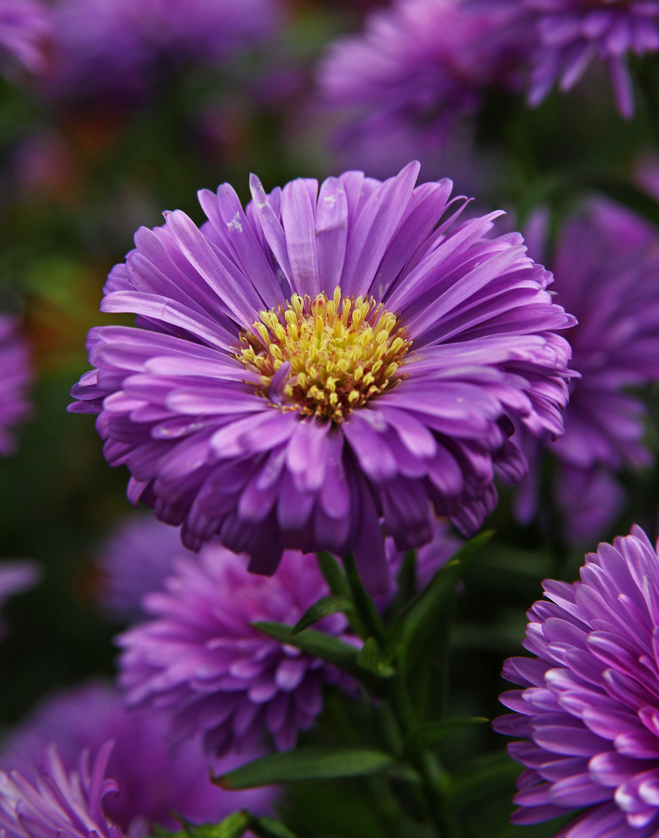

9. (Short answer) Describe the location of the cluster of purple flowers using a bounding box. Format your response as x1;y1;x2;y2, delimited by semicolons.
515;199;659;545
69;163;574;594
496;525;659;837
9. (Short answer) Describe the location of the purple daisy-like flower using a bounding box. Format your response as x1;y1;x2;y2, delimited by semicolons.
44;0;281;105
95;516;194;622
117;545;361;755
317;0;527;174
0;681;276;837
0;315;32;456
0;561;40;638
69;163;575;593
522;0;659;118
0;741;121;838
494;525;659;836
0;0;50;77
515;200;659;545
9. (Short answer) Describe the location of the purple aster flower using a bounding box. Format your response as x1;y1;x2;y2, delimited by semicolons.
0;0;50;78
0;315;32;456
95;516;193;622
44;0;281;105
0;561;40;638
317;0;529;175
0;742;121;838
522;0;659;118
0;681;275;837
69;163;575;593
117;544;361;755
515;200;659;545
494;525;659;836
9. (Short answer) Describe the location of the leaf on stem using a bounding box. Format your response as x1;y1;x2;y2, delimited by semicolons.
342;553;386;644
392;530;493;675
404;718;489;752
316;551;351;598
356;637;395;678
252;621;359;670
291;595;354;636
251;816;299;838
214;747;398;789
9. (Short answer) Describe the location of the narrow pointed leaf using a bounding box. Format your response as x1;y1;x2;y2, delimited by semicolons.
357;637;395;678
393;531;493;675
214;747;398;789
405;718;488;752
316;551;351;597
291;595;353;635
181;811;252;838
253;621;359;670
252;817;299;838
342;553;386;644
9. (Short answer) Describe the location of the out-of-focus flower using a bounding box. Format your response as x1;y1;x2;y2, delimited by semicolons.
495;525;659;836
515;200;659;545
95;515;192;622
69;163;575;593
317;0;528;176
0;561;39;638
43;0;282;105
0;316;32;456
522;0;659;118
0;681;276;837
118;546;360;755
0;742;121;838
0;0;50;78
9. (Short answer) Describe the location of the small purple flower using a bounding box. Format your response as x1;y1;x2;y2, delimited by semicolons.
0;681;276;837
0;561;40;638
515;200;659;545
0;742;121;838
44;0;281;105
0;316;32;456
522;0;659;118
95;515;193;622
317;0;528;175
495;525;659;837
69;163;575;594
117;545;360;755
0;0;50;77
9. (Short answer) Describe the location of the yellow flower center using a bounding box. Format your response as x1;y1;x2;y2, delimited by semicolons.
236;287;411;423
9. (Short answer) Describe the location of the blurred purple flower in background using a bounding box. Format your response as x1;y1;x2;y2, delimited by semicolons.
495;525;659;837
0;742;121;838
69;163;575;593
522;0;659;117
118;545;360;755
95;515;192;622
0;681;275;836
515;200;659;545
317;0;527;177
0;561;39;638
43;0;282;105
0;316;32;457
0;0;50;78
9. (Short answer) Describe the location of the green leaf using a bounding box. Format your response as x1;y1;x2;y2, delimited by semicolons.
385;550;417;621
178;812;253;838
404;718;489;751
214;747;398;789
356;637;395;678
316;552;351;598
342;553;386;644
251;817;299;838
291;595;353;635
393;530;493;675
252;621;359;671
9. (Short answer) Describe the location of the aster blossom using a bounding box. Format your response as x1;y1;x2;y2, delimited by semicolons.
70;162;575;594
522;0;659;117
495;525;659;836
117;545;361;755
515;199;659;545
0;681;275;837
0;315;32;456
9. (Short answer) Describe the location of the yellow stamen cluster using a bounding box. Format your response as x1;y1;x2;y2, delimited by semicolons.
236;287;411;423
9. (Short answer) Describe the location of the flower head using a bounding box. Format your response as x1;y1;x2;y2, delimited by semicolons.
0;742;121;838
522;0;659;118
0;0;50;77
515;200;659;544
0;316;32;456
0;682;275;837
117;545;360;755
495;525;659;836
70;163;575;594
317;0;528;174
